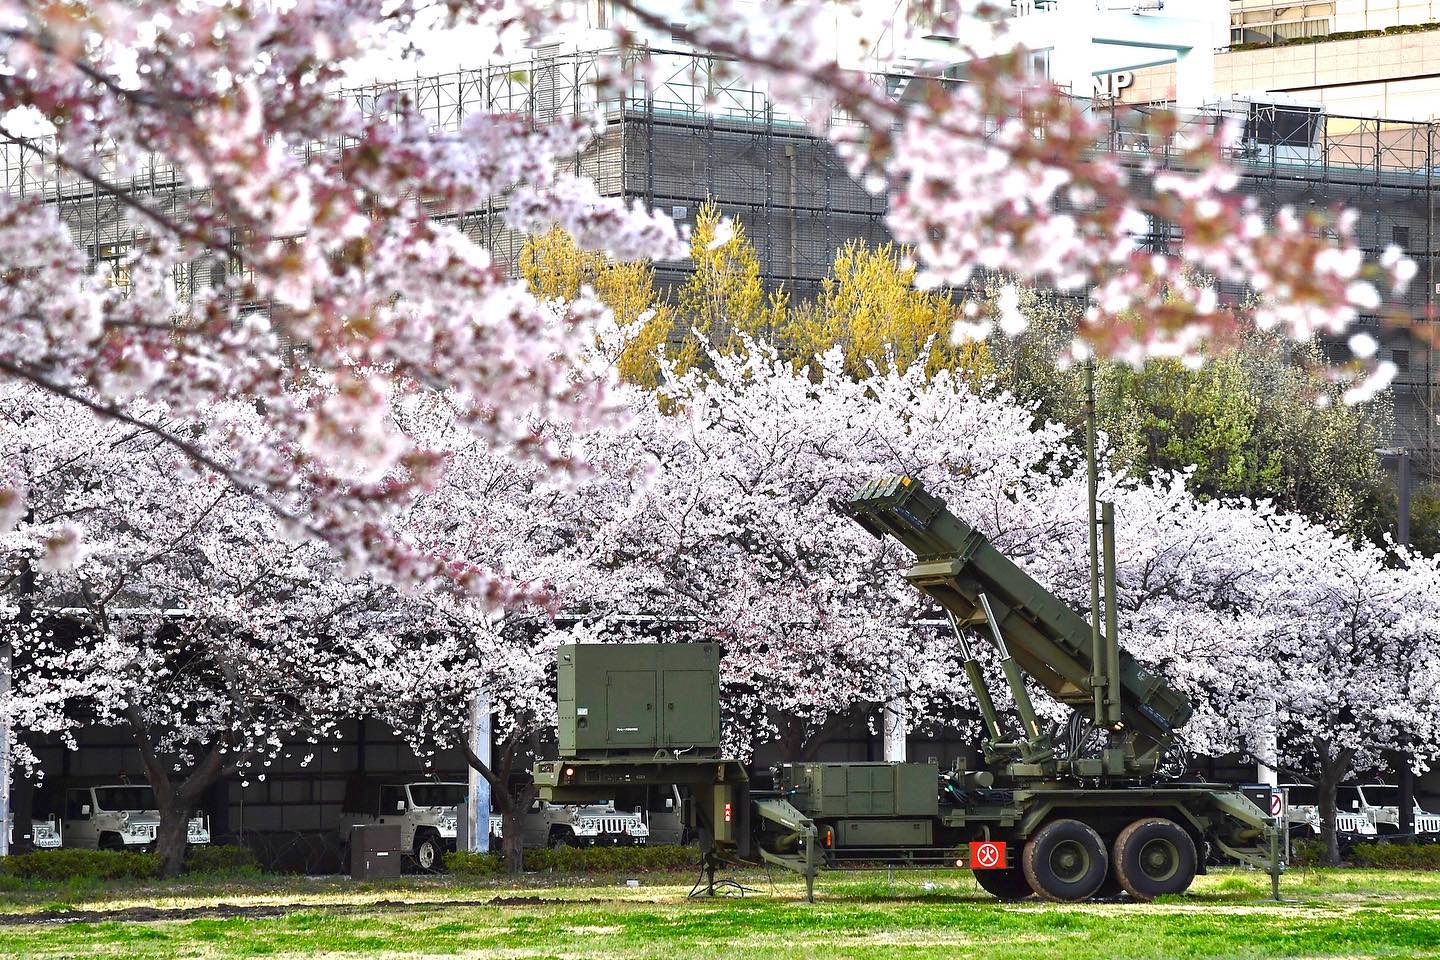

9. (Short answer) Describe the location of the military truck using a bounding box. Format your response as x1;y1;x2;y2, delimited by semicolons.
490;798;650;848
535;476;1282;902
60;785;210;850
338;781;465;871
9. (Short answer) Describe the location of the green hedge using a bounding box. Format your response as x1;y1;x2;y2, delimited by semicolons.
185;844;260;876
1349;842;1440;870
446;844;699;876
1291;838;1440;869
0;849;163;882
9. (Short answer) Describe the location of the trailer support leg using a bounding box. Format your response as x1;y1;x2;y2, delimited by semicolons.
1270;825;1282;902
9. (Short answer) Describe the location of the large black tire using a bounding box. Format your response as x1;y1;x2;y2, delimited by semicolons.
98;833;124;851
414;832;446;873
1111;817;1197;901
1022;819;1109;902
973;867;1033;901
549;828;575;849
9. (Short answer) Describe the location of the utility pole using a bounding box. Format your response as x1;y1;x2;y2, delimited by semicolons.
1379;447;1416;836
1397;450;1414;838
466;695;492;853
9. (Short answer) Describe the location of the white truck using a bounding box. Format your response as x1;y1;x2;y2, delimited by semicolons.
6;816;62;850
1282;783;1377;840
492;799;650;849
61;785;210;850
338;781;463;871
1347;784;1440;839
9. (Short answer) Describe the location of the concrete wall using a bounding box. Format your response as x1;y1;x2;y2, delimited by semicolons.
1128;27;1440;119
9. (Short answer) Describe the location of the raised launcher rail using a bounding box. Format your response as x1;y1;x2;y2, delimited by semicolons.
842;474;1190;781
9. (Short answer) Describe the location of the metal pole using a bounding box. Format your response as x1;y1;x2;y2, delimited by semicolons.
1085;359;1105;727
0;641;10;858
1100;501;1122;727
1398;450;1415;837
467;695;491;853
1398;450;1412;547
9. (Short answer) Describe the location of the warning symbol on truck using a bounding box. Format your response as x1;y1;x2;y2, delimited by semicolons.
1270;791;1285;817
971;840;1005;869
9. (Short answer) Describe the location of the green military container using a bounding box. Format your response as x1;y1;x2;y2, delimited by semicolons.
780;762;940;819
557;643;722;757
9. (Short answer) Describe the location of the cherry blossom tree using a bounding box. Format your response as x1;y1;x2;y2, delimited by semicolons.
0;0;1419;606
0;381;407;874
0;0;683;598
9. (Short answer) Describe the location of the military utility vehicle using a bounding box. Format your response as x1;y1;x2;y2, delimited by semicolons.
6;816;62;849
338;781;464;871
1348;784;1440;838
61;785;210;850
535;476;1282;902
491;798;650;848
1281;783;1377;840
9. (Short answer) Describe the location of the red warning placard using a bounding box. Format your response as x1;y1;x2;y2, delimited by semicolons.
971;840;1006;869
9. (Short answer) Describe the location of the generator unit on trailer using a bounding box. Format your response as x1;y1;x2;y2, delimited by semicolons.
534;476;1282;902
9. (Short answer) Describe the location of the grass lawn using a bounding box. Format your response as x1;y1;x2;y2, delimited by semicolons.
1;867;1438;959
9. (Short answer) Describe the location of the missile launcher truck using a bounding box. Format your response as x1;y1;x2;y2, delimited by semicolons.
534;475;1282;902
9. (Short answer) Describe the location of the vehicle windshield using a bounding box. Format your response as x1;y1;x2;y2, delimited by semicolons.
1286;785;1318;806
1336;786;1363;808
94;787;157;812
408;784;465;807
1360;786;1403;807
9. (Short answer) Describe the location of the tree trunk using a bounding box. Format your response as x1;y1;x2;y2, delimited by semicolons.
127;716;239;878
502;806;526;875
154;795;193;877
462;730;535;877
1317;773;1341;866
1313;742;1356;868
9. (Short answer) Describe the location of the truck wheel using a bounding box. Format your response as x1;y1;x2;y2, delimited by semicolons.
549;829;575;849
98;833;124;851
1111;818;1196;901
415;833;445;873
973;867;1032;901
1022;819;1109;902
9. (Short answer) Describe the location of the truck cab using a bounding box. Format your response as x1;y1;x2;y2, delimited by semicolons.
61;785;210;850
1350;784;1440;838
338;781;464;871
1282;783;1377;839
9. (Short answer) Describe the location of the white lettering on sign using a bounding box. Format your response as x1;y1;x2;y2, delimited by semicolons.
1092;71;1135;98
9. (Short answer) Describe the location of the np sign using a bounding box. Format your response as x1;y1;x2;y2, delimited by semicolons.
1092;72;1134;99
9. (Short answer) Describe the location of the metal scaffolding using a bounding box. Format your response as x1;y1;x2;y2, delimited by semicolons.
1;46;1434;464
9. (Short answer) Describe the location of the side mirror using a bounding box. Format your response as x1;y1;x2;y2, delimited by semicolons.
80;805;91;816
395;800;406;813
